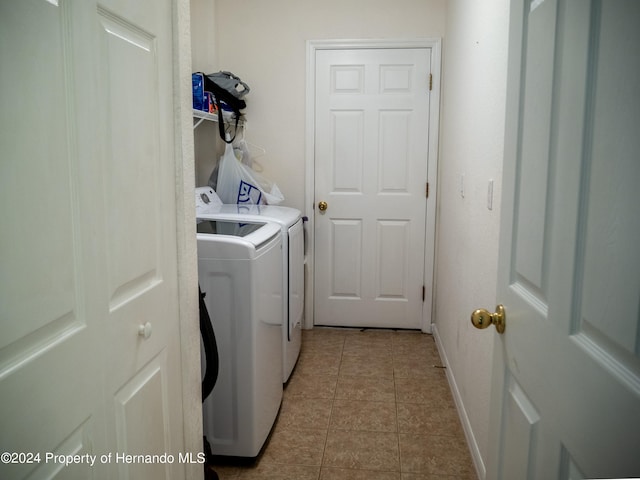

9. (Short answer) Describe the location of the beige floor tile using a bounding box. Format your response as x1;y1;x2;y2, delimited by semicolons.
340;328;396;338
285;373;338;399
302;335;346;356
401;474;477;480
391;331;437;346
393;354;447;379
330;399;397;432
261;427;327;466
391;334;441;359
207;329;477;480
296;352;342;376
335;375;396;402
343;333;393;356
320;467;401;480
303;327;349;343
237;462;321;480
323;430;400;472
278;397;333;430
399;434;475;477
342;341;392;357
392;344;441;359
302;342;345;356
394;377;451;405
339;354;394;377
397;403;464;437
301;331;345;357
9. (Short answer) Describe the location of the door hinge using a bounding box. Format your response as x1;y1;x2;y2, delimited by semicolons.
422;285;426;301
429;73;433;91
426;182;430;198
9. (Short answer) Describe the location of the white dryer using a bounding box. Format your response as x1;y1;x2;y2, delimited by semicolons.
196;187;303;383
197;218;283;457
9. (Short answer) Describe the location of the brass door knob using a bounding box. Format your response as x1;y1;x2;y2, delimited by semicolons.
471;304;506;334
318;201;328;212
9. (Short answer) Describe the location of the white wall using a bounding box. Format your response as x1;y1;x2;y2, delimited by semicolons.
190;0;220;186
212;0;446;210
434;0;509;477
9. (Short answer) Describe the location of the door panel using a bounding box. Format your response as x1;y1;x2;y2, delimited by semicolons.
575;0;640;366
331;111;364;192
512;0;555;296
500;377;540;480
314;48;431;329
489;0;640;478
0;0;83;360
376;220;410;298
0;3;101;478
99;7;165;311
330;219;362;298
379;111;412;193
114;352;172;479
0;1;185;478
98;1;183;475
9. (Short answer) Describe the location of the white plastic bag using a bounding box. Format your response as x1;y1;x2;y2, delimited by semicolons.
215;142;284;205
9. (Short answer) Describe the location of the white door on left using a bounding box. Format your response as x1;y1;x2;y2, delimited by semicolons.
0;1;186;479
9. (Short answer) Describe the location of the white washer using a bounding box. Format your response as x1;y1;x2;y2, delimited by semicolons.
197;218;283;457
196;187;303;383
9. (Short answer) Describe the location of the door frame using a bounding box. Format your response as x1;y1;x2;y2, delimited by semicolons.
174;1;203;478
304;38;442;332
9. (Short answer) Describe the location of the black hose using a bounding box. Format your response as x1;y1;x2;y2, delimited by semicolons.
199;286;219;402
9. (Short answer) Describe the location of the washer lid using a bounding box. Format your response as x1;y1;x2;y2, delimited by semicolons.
196;219;265;237
196;217;282;250
197;203;301;227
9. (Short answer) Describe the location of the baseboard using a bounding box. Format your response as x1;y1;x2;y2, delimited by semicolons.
432;324;486;480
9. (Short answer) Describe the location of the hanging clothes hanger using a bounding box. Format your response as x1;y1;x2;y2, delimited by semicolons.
238;123;264;157
238;123;267;171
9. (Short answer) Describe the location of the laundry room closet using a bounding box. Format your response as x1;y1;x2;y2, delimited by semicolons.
185;1;501;478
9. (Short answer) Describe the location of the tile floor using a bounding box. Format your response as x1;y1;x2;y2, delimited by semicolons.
209;327;477;480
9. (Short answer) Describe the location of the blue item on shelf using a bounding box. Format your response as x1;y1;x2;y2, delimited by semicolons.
192;73;205;111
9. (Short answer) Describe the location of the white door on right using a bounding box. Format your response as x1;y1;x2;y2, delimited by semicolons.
486;0;640;478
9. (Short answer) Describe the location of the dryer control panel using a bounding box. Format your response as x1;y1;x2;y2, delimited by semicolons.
195;186;222;216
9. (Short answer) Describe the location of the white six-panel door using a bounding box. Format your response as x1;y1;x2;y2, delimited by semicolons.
313;47;432;329
487;0;640;478
0;1;186;478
